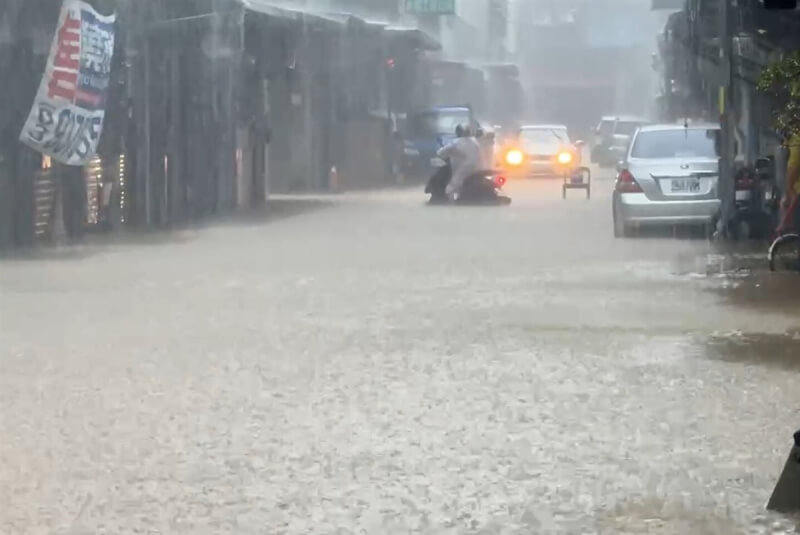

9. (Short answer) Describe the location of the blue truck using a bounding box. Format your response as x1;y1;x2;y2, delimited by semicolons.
401;105;479;179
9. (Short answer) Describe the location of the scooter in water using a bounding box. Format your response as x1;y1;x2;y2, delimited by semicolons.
424;158;511;206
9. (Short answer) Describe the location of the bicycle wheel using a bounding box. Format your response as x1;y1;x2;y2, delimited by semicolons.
768;233;800;272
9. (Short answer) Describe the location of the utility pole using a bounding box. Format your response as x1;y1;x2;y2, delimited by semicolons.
718;0;736;237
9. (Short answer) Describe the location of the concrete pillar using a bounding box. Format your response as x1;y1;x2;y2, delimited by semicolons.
737;83;759;165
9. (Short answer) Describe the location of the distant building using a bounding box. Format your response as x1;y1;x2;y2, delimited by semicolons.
513;0;670;134
393;0;511;62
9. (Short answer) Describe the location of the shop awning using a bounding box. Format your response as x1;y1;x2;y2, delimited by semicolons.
241;0;344;30
385;26;441;51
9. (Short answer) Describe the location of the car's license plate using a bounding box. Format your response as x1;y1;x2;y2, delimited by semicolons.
670;177;701;193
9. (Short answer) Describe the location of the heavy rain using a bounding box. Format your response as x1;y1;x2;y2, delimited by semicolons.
1;0;800;533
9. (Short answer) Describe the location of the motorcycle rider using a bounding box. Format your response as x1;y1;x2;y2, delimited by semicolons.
437;124;483;201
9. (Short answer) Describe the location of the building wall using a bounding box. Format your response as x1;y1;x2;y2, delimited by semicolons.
455;0;486;38
449;0;508;61
514;0;671;126
487;0;509;60
415;0;510;62
0;0;63;248
508;0;520;57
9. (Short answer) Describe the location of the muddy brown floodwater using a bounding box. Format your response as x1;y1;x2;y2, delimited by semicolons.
1;174;799;534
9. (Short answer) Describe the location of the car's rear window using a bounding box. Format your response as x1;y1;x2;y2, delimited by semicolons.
521;128;567;145
630;129;719;159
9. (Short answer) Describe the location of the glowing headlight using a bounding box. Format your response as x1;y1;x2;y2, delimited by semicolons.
557;151;573;165
505;149;524;166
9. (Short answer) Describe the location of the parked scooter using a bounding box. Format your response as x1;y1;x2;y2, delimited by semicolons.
730;157;780;240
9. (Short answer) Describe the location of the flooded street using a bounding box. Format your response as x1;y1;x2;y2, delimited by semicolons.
1;170;799;534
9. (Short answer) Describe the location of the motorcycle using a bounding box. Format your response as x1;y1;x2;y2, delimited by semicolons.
424;157;511;206
729;158;780;240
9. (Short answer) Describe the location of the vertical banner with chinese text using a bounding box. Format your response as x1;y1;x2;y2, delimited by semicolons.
20;0;116;166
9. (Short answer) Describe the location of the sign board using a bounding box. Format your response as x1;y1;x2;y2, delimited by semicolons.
404;0;455;15
651;0;685;9
20;0;116;166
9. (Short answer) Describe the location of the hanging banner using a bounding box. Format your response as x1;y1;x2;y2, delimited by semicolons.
20;0;116;166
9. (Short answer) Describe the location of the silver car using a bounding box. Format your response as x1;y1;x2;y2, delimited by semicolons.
612;123;721;237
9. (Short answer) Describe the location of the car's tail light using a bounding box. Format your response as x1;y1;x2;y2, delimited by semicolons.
494;175;506;188
616;169;643;193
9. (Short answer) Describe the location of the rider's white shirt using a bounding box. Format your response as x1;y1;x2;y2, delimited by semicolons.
437;137;483;194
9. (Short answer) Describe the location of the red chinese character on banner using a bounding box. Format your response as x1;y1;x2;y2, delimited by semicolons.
48;12;81;101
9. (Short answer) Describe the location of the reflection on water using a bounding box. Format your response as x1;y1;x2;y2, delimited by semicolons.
597;496;762;534
703;332;800;371
715;272;800;316
678;242;800;317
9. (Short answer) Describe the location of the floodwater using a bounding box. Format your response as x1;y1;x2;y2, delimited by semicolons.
1;171;799;534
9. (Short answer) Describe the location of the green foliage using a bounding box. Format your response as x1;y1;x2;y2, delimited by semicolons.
758;52;800;138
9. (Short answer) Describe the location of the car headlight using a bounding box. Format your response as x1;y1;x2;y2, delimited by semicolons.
505;149;525;166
